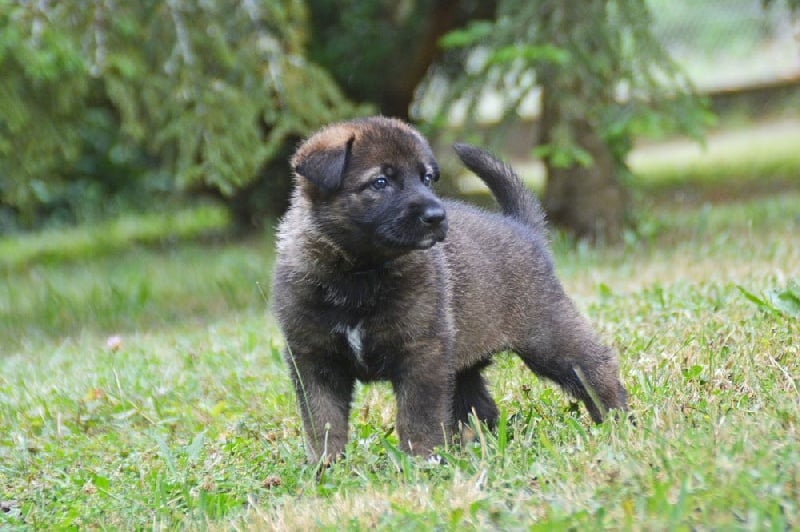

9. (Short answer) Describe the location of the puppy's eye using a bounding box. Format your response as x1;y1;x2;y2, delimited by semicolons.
422;172;434;187
372;176;389;190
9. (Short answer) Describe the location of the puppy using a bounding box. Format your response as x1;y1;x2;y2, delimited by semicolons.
271;116;627;461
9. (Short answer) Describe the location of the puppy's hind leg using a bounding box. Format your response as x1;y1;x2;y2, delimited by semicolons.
515;310;628;422
453;361;499;431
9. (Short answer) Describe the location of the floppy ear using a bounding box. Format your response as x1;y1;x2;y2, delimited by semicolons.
293;136;354;192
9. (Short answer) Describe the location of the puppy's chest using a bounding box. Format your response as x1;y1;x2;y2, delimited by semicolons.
331;319;393;380
308;272;438;379
319;272;395;308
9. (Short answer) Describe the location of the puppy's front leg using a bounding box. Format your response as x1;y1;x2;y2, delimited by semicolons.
285;348;355;462
391;351;454;456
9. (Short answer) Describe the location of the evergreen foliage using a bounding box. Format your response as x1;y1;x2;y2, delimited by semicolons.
426;0;711;169
0;0;363;229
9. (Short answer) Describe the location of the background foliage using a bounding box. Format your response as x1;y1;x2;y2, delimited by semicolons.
1;0;797;236
428;0;707;140
0;0;361;229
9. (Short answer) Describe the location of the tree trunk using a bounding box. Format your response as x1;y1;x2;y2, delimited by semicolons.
537;0;629;243
540;112;629;242
309;0;498;120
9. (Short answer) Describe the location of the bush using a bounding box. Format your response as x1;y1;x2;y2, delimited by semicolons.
0;0;363;231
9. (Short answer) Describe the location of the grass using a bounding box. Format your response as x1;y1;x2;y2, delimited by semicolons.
0;203;230;272
1;144;799;529
629;118;800;203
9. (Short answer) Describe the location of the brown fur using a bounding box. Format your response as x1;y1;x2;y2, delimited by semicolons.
271;116;627;462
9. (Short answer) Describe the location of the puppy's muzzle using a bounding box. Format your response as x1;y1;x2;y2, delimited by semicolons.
413;199;448;247
419;203;446;227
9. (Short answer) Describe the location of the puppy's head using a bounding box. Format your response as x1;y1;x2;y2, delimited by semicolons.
291;117;448;258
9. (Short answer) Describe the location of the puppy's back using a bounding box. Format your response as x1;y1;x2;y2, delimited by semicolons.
442;200;558;369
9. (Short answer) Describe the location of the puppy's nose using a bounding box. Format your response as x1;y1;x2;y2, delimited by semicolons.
420;204;446;226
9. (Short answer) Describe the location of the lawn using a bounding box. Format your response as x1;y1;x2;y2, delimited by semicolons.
1;145;799;529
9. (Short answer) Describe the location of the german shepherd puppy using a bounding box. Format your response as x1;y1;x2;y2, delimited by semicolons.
271;116;627;461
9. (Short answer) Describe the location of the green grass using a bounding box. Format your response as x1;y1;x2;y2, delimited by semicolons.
630;118;800;202
0;203;230;271
1;167;799;529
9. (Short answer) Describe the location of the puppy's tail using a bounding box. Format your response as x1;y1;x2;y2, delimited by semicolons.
453;143;546;232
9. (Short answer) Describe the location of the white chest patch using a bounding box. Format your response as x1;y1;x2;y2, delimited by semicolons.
335;321;365;365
